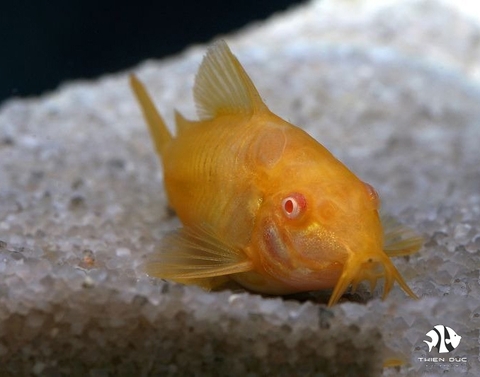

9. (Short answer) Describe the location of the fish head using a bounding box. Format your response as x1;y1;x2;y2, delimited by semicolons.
247;123;415;305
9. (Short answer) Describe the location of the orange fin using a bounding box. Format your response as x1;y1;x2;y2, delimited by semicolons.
145;225;254;287
381;214;423;257
193;40;268;120
130;74;173;158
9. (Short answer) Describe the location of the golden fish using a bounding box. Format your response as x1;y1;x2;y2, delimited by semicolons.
130;41;422;306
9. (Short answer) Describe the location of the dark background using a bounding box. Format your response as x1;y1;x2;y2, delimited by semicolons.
0;0;306;105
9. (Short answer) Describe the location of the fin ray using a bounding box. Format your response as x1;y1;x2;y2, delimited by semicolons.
381;214;423;257
145;224;254;283
193;40;267;119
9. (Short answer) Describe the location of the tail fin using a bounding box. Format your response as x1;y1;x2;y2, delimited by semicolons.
130;74;172;157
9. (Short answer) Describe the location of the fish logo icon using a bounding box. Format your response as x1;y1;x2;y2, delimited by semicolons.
423;325;462;353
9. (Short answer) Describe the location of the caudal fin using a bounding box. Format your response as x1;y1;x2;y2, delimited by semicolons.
130;74;172;158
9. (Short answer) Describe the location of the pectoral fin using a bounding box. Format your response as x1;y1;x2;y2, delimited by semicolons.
381;214;423;257
146;224;254;289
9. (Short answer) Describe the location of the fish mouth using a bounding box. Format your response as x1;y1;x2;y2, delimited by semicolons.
262;220;416;301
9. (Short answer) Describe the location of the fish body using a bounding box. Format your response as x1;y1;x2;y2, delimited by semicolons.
130;41;422;306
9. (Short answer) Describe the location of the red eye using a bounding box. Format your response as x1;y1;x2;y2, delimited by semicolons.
281;193;306;219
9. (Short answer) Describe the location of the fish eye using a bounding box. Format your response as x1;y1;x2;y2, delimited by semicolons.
281;193;306;219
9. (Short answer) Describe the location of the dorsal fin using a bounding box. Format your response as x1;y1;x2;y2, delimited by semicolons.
193;40;268;120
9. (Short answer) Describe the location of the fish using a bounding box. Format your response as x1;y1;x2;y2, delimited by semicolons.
130;41;423;306
423;325;462;353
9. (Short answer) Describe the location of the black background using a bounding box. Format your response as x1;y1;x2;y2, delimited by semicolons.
1;0;305;105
